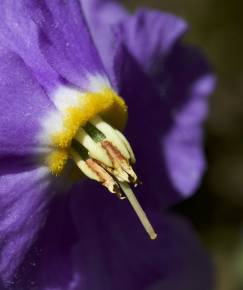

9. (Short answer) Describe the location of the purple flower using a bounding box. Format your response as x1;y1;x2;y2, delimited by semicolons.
0;0;215;290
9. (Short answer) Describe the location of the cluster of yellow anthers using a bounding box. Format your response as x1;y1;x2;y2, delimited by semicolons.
46;86;157;240
47;87;127;175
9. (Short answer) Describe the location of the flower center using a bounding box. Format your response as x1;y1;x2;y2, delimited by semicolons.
41;82;157;240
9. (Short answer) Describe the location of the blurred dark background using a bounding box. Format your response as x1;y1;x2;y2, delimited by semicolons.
124;1;243;289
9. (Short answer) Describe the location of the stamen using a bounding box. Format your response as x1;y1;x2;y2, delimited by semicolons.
70;149;99;181
85;158;121;197
83;122;106;143
119;182;157;240
101;140;137;183
114;129;136;164
75;127;112;167
71;148;122;198
90;116;130;160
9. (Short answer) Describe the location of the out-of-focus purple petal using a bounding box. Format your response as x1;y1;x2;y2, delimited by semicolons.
82;0;127;27
0;167;52;285
5;180;214;290
81;0;128;84
162;45;216;196
69;181;213;290
112;43;215;207
82;4;187;81
119;9;188;74
81;3;215;205
11;194;78;290
6;182;213;290
0;47;55;158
